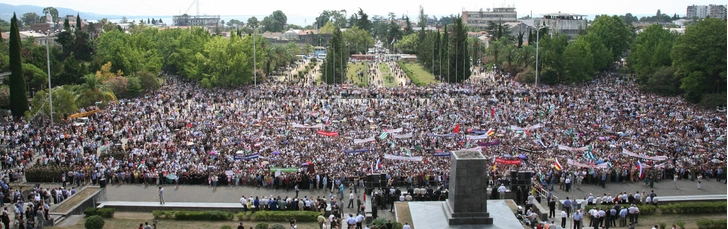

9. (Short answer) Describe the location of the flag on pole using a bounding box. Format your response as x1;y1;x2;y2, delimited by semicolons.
486;128;495;136
554;159;563;171
453;124;460;133
376;158;382;170
636;161;645;179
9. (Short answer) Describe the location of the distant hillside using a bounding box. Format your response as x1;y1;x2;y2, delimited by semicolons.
0;3;133;21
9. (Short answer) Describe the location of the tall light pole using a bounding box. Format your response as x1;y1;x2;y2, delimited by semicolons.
535;24;548;88
253;27;257;87
45;30;53;126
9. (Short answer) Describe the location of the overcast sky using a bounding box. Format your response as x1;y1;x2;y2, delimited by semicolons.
2;0;726;19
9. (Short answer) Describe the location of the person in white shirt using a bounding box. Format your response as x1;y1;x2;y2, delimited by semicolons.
240;195;248;211
402;222;411;229
497;184;506;199
346;214;357;227
645;195;651;206
399;194;405;202
560;210;567;228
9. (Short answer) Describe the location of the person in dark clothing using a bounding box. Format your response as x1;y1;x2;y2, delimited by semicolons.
548;198;556;218
516;186;523;205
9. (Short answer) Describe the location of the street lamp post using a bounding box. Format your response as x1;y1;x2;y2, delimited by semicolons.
253;28;257;87
535;24;548;88
45;30;53;126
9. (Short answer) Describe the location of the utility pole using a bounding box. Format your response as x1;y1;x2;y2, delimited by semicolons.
45;30;53;126
253;28;257;87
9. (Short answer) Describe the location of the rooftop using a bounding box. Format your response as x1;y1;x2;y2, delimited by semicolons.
543;13;587;17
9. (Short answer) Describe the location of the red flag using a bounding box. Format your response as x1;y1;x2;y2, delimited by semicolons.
491;108;495;118
453;124;460;133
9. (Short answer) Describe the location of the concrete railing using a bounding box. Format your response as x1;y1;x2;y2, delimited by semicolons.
48;186;106;226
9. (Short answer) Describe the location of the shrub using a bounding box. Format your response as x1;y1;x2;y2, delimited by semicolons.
658;202;727;214
174;211;234;221
639;204;657;215
250;211;318;222
255;222;269;229
391;221;404;229
220;226;232;229
96;208;115;218
659;222;666;229
676;221;685;229
697;219;727;229
371;218;388;228
270;224;286;229
84;207;98;217
25;164;71;182
236;211;253;221
84;215;105;229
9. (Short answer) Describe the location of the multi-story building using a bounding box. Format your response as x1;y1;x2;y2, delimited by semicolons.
687;4;726;20
462;7;518;31
535;13;587;39
708;4;727;20
172;14;221;27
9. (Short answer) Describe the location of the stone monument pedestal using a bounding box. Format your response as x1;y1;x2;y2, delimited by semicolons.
442;150;493;225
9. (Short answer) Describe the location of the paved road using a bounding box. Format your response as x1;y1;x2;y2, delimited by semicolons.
545;177;727;201
104;184;397;220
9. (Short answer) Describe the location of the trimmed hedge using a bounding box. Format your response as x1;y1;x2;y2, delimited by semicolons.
153;210;177;219
84;207;115;218
255;222;269;229
25;164;71;182
84;215;105;229
697;219;727;229
174;211;234;221
250;211;318;222
658;202;727;214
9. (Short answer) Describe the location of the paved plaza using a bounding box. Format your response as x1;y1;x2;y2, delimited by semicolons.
546;177;727;200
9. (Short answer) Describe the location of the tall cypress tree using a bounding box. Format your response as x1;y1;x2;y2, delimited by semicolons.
63;17;70;31
441;25;449;82
8;13;29;118
0;26;4;43
448;16;470;83
76;13;82;31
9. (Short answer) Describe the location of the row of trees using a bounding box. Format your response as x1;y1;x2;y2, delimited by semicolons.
629;18;726;106
410;17;471;83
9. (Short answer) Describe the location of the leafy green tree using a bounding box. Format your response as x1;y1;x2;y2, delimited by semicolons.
261;10;287;32
536;33;568;84
562;36;594;83
629;24;676;89
582;33;613;73
588;15;634;61
356;8;371;33
342;26;374;54
21;12;39;26
125;76;142;97
136;71;160;92
671;18;727;104
8;13;29;118
321;27;345;84
26;87;78;121
22;63;47;92
395;33;418;54
42;7;59;23
75;73;117;108
448;16;470;83
319;21;336;34
403;16;414;35
63;18;70;31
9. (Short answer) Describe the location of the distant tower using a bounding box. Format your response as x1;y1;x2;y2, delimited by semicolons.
46;12;53;23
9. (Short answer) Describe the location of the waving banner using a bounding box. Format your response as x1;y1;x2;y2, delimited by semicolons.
384;128;403;133
344;148;371;154
317;130;339;137
495;157;522;165
558;145;589;152
510;124;543;131
434;152;451;157
292;123;324;129
427;133;457;138
478;140;501;147
393;133;413;139
384;154;423;162
622;148;668;161
567;159;609;169
466;134;489;140
353;137;376;144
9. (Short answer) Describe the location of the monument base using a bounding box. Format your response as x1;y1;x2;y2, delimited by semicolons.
442;199;494;225
407;200;521;229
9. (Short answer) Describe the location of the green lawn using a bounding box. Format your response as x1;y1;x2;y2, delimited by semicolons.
378;63;398;88
347;62;370;87
398;62;437;86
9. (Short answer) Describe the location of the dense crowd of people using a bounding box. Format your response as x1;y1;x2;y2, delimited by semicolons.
0;67;722;204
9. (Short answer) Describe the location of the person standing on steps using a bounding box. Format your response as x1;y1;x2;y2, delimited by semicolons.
158;186;165;204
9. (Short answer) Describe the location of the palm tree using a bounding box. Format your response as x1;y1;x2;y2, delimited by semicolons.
75;74;117;107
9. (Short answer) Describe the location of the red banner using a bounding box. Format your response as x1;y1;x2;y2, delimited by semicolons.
495;157;522;165
317;130;339;137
